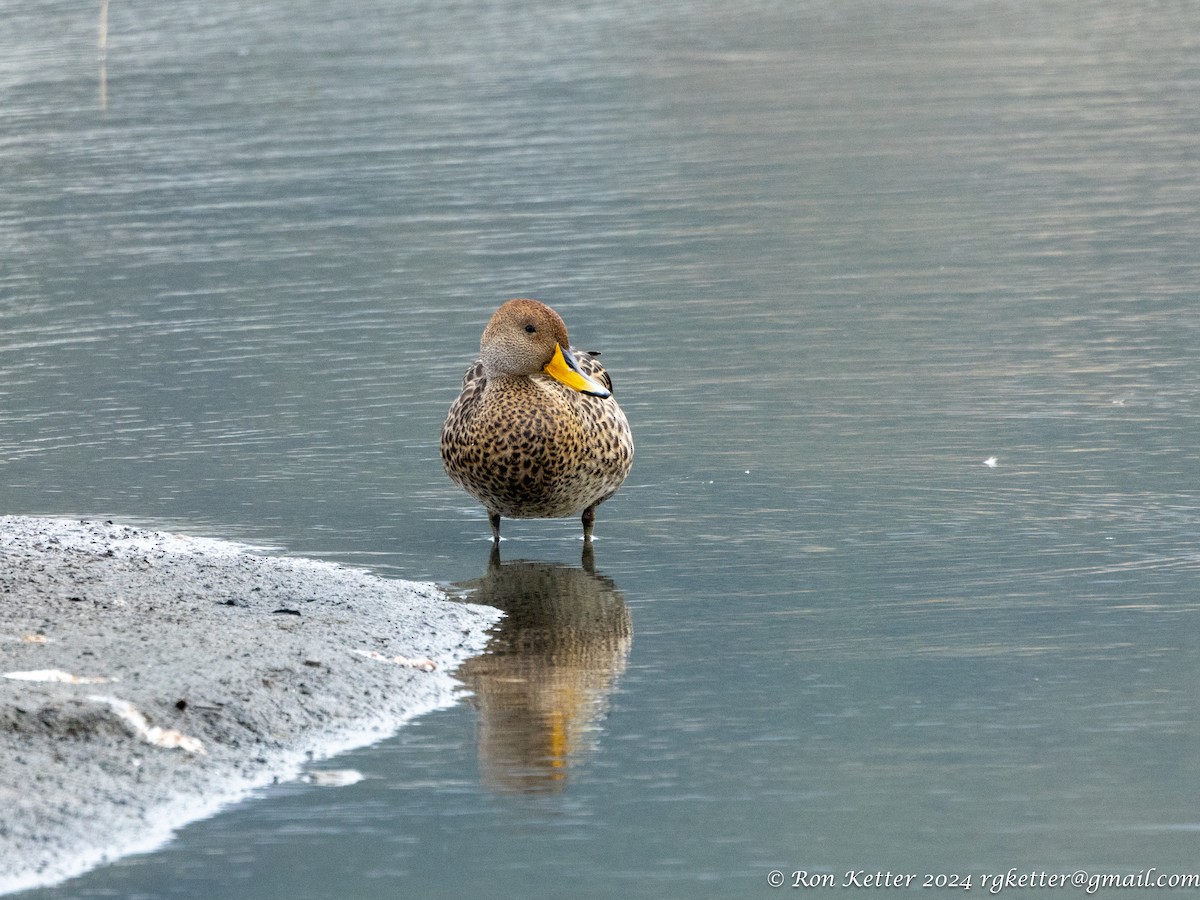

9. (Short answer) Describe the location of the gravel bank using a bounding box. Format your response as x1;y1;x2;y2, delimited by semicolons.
0;516;500;895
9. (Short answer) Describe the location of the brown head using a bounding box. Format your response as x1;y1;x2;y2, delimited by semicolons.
479;299;610;397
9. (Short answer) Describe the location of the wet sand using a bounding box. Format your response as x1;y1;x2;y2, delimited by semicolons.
0;516;500;895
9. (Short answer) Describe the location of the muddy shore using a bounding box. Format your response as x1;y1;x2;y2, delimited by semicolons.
0;516;500;895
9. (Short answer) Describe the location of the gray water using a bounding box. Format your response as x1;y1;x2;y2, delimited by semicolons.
4;0;1200;897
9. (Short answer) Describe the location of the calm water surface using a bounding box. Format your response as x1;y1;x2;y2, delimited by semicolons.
4;1;1200;897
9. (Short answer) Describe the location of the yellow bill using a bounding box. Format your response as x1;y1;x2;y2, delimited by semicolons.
543;344;611;398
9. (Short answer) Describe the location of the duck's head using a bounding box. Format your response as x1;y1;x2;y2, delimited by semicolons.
479;298;611;398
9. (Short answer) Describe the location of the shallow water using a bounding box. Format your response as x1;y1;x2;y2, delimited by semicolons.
4;0;1200;896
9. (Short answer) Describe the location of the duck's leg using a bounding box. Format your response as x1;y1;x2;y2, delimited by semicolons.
581;504;596;543
489;511;501;543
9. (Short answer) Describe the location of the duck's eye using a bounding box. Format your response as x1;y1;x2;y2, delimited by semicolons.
524;324;536;334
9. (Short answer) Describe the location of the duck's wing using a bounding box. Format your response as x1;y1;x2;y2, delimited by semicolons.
449;358;488;414
460;358;486;390
576;349;615;395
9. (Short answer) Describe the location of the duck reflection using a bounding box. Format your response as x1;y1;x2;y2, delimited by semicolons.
454;546;632;794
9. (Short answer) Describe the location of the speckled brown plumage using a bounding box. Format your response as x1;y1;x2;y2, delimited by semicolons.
440;299;634;542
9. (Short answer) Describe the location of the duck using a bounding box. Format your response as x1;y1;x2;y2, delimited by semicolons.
441;299;633;543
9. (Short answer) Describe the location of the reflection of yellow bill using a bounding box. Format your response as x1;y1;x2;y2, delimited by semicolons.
543;344;611;397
